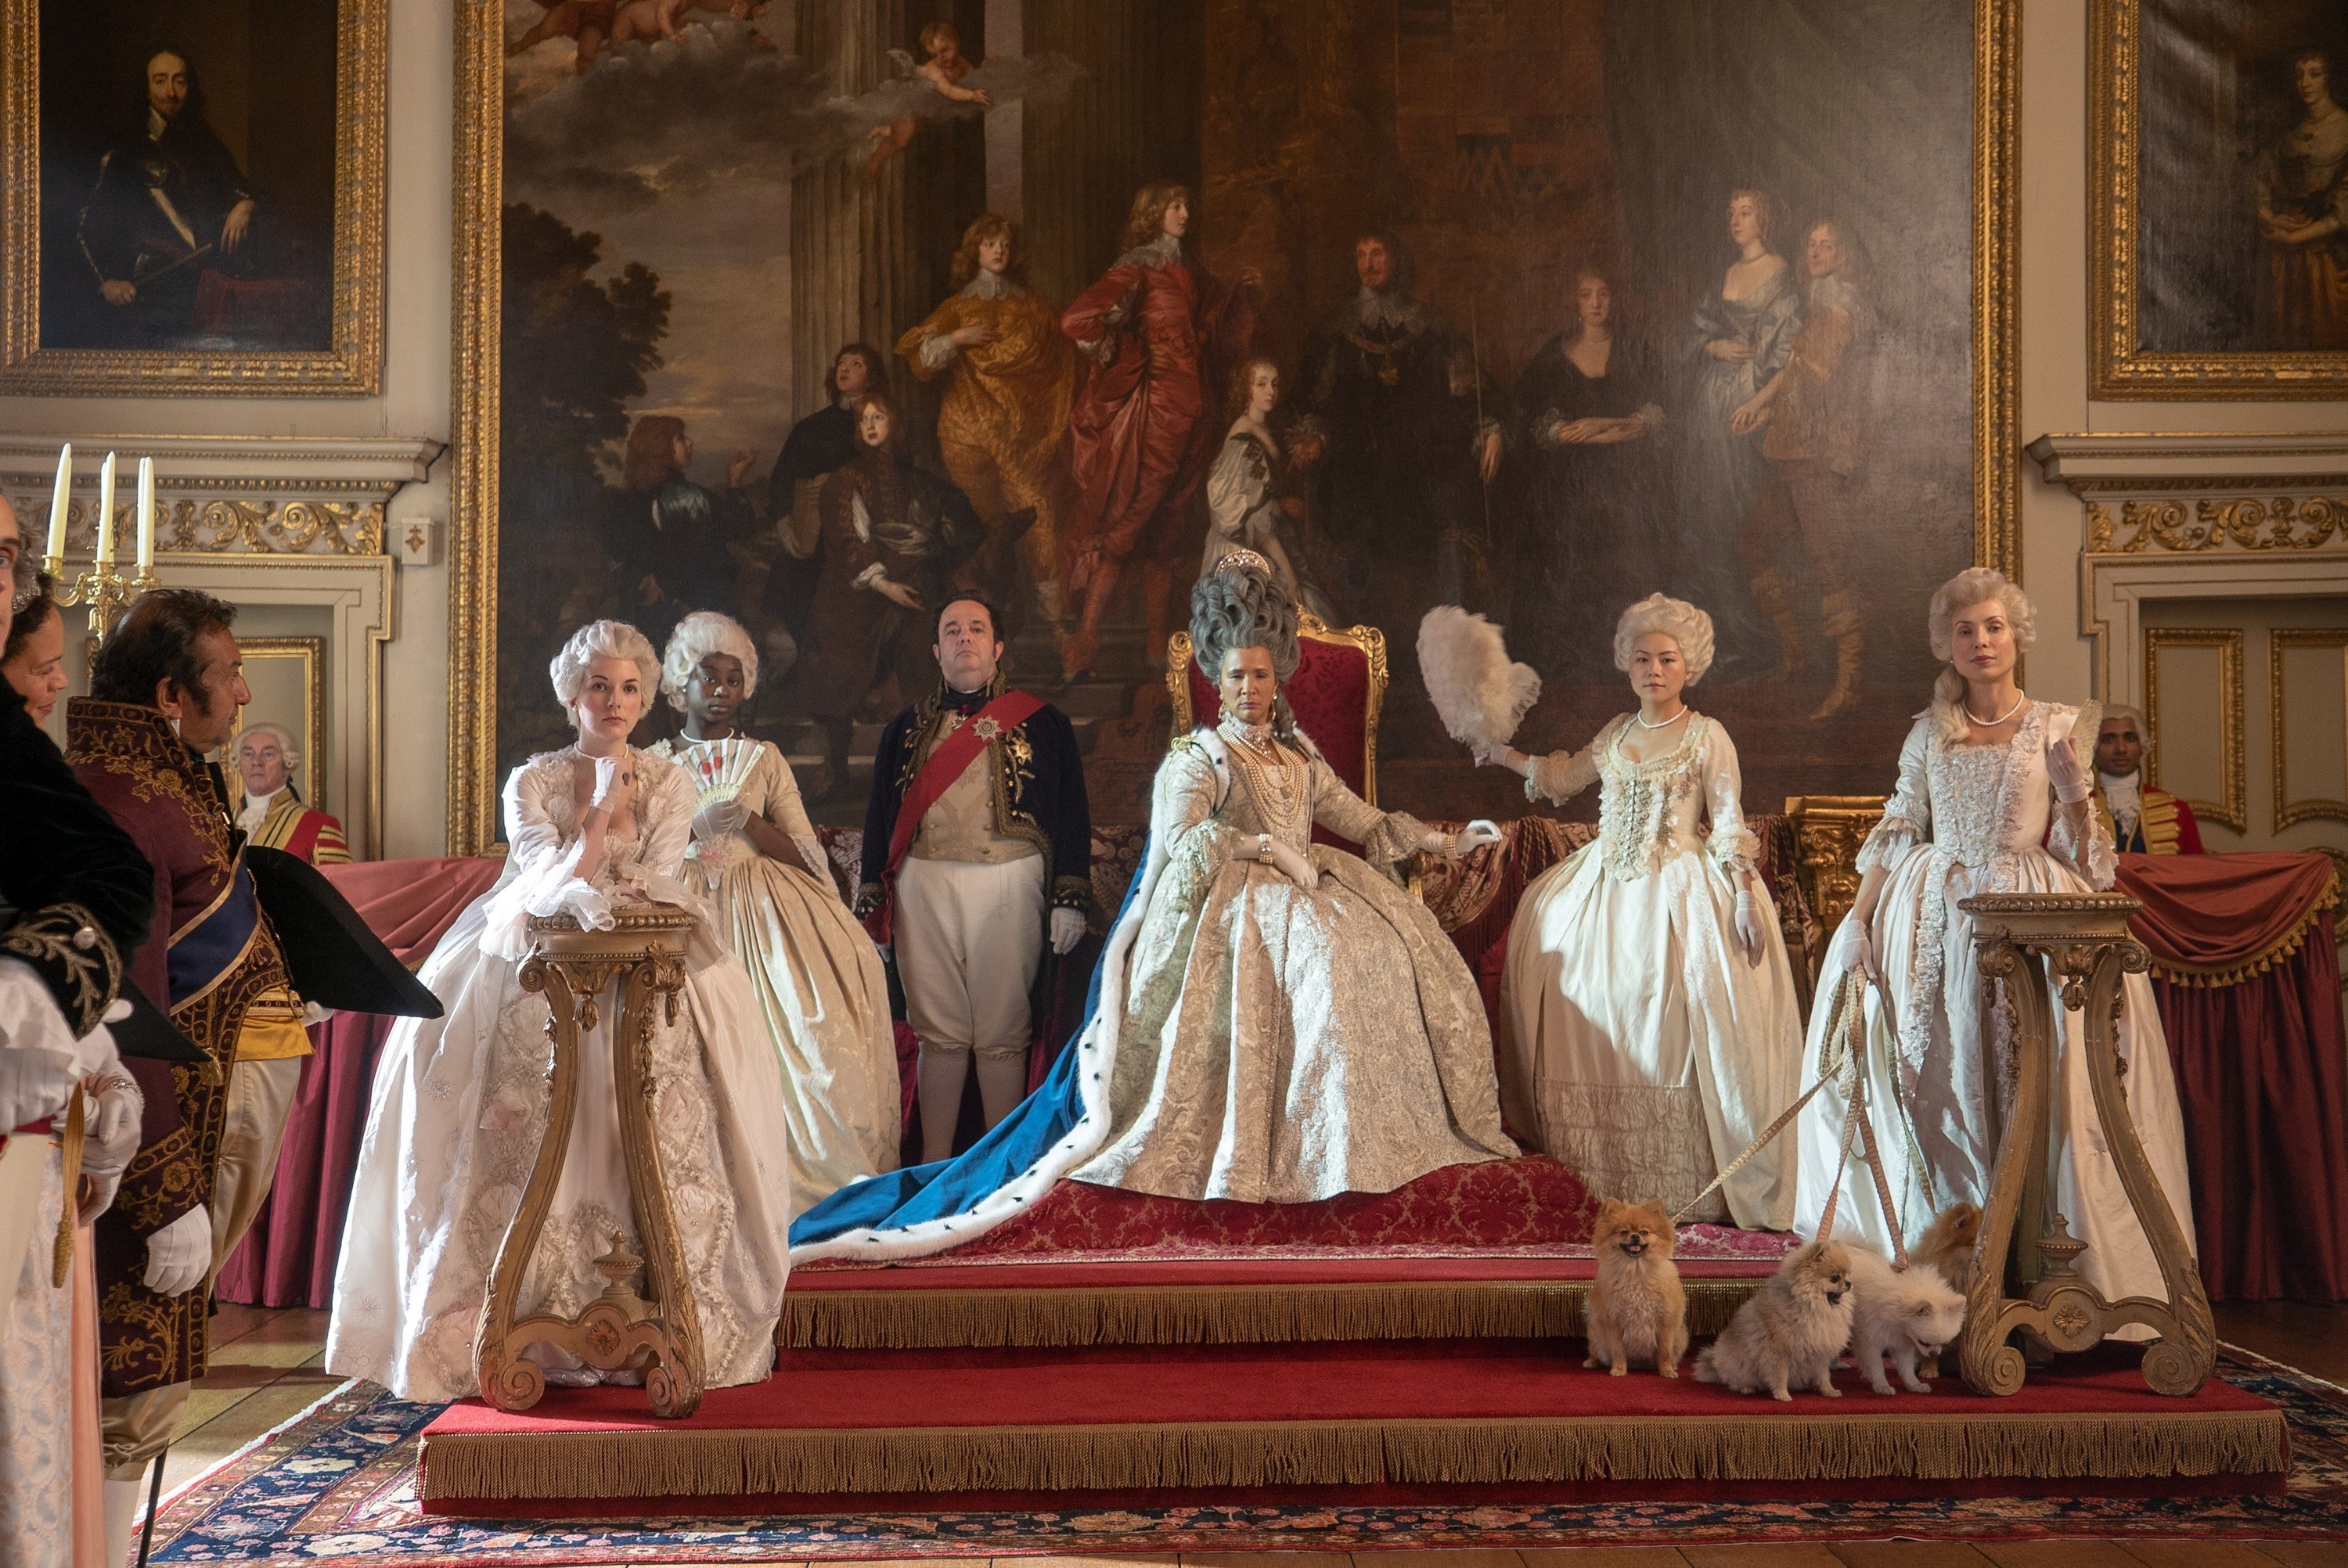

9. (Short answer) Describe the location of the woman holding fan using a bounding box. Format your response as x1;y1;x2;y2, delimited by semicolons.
653;613;899;1214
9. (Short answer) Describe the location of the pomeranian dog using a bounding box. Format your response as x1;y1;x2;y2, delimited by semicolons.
1694;1239;1854;1401
1582;1197;1688;1377
1910;1203;1981;1379
1843;1247;1967;1395
1914;1202;1982;1290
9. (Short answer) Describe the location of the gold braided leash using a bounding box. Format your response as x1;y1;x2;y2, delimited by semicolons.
52;1086;85;1287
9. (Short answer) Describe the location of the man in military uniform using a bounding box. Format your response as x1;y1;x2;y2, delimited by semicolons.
67;589;290;1541
2091;705;2206;855
856;595;1093;1160
233;723;350;865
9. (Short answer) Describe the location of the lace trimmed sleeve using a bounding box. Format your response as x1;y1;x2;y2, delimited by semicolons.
480;757;609;960
2044;704;2119;891
756;743;833;894
1856;719;1933;876
1699;721;1760;878
1524;726;1610;807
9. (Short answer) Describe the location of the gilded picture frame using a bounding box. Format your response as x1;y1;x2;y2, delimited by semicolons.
0;0;389;397
2090;0;2348;398
226;634;329;816
441;0;2021;856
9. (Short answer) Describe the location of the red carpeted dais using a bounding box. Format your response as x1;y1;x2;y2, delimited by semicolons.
418;1338;2287;1514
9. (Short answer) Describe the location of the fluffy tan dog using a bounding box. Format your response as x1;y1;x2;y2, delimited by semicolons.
1914;1202;1982;1291
1694;1239;1855;1401
1910;1202;1981;1379
1844;1248;1966;1395
1582;1198;1688;1377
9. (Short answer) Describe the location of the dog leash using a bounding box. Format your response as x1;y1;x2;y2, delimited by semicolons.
1669;969;1911;1268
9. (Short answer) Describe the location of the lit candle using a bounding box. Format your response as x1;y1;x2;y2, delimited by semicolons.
136;456;155;573
44;444;70;567
95;452;116;566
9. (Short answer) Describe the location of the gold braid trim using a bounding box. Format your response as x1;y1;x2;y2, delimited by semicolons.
0;901;122;1037
419;1405;2285;1501
779;1278;1757;1350
2145;865;2341;988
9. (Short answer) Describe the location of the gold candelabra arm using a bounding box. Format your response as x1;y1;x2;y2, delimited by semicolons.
44;562;158;644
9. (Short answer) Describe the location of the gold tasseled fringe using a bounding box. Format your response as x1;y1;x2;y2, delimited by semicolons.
779;1278;1759;1350
2145;872;2340;987
420;1406;2288;1501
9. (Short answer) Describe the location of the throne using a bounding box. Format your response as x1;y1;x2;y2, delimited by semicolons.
1166;613;1388;847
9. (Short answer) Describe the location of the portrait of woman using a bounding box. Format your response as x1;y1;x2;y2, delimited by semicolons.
1201;357;1328;620
1502;268;1666;678
2255;46;2348;350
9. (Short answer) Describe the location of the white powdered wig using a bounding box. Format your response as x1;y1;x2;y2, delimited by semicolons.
236;721;301;772
661;610;762;710
549;618;661;709
1613;592;1716;684
1418;606;1541;748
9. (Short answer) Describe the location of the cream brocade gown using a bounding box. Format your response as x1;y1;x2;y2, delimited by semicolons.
1499;714;1802;1230
1793;703;2195;1313
1071;722;1517;1201
326;746;793;1403
654;737;899;1215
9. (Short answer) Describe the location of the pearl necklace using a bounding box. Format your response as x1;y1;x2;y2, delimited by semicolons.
1635;705;1688;729
1965;691;2027;728
1222;714;1282;761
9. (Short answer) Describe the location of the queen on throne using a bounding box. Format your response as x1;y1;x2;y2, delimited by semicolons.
793;553;1514;1257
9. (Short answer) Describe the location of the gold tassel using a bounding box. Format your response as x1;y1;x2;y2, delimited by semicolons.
51;1088;85;1288
780;1279;1758;1350
420;1404;2289;1501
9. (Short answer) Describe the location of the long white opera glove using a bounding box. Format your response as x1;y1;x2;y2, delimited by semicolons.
693;798;751;840
0;1046;77;1131
1734;889;1766;967
1048;907;1087;956
142;1207;213;1297
2045;734;2091;804
1831;916;1878;984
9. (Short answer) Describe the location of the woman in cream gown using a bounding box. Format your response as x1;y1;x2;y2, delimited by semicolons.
650;613;898;1214
1477;594;1802;1229
787;554;1512;1258
328;620;792;1402
1795;570;2195;1315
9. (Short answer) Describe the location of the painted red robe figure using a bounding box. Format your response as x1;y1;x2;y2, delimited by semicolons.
1059;180;1259;674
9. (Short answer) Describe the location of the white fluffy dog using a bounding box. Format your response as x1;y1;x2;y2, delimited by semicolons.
1843;1247;1967;1396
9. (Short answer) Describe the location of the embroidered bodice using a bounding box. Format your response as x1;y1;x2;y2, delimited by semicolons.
650;736;831;892
1856;703;2112;892
1525;713;1759;882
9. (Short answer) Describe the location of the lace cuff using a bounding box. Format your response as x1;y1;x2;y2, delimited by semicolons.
2048;800;2118;891
1854;811;1924;876
1524;748;1598;807
1357;810;1433;870
1705;825;1760;879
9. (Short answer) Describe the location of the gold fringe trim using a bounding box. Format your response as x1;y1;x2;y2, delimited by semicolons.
2145;871;2339;988
420;1407;2287;1501
780;1278;1758;1350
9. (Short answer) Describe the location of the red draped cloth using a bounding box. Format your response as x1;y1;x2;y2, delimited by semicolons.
2118;851;2348;1301
214;856;504;1308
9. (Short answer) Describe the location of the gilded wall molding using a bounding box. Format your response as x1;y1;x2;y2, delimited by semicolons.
2271;629;2348;833
2142;627;2246;832
0;0;391;397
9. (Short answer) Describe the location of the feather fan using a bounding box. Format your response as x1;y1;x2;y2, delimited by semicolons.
1417;606;1541;749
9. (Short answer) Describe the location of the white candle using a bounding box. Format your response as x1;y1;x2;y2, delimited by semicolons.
45;444;70;566
95;453;116;566
136;457;155;573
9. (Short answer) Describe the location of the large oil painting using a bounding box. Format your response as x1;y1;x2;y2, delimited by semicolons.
452;0;2013;850
2094;0;2348;395
0;0;386;394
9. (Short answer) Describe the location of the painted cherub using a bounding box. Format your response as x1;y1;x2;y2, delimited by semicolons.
866;23;994;175
610;0;691;46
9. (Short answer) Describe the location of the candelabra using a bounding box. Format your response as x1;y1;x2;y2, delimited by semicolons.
39;447;160;646
45;553;161;645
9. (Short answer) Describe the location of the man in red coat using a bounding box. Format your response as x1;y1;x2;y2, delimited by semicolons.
1059;180;1259;675
2092;705;2206;855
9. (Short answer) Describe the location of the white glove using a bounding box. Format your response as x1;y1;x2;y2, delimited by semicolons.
84;1074;144;1174
1734;889;1766;967
1266;840;1317;890
1048;906;1088;956
77;1170;121;1228
142;1207;213;1297
693;797;751;840
2045;735;2091;804
1453;819;1503;855
1838;917;1880;984
0;1047;77;1131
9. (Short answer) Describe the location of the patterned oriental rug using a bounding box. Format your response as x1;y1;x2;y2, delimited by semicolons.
135;1345;2346;1563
